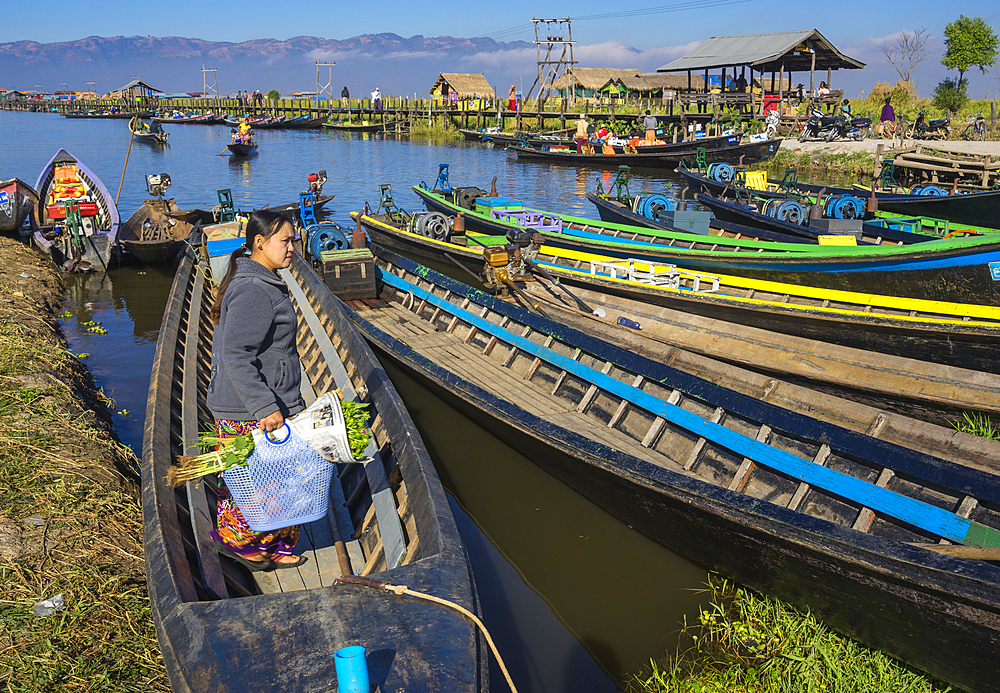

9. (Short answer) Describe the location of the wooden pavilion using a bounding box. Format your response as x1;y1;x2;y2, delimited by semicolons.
108;79;162;110
657;29;864;114
429;73;495;102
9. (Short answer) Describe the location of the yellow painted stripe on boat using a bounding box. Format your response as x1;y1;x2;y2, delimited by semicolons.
355;214;1000;325
542;244;1000;321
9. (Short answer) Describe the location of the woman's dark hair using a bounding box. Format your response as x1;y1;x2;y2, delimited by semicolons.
210;209;291;324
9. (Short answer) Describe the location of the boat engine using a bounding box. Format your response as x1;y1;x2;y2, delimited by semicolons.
307;171;327;196
824;195;864;220
306;222;349;258
408;211;452;240
479;232;543;289
145;173;171;197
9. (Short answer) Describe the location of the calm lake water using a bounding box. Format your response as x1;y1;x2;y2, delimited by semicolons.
3;109;713;692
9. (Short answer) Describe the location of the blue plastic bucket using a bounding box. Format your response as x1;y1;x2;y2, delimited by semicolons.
335;645;369;693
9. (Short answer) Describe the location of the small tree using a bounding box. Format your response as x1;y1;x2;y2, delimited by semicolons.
932;77;968;113
942;15;999;89
267;89;281;101
881;28;931;83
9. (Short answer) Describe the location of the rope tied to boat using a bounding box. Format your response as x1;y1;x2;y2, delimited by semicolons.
334;574;519;692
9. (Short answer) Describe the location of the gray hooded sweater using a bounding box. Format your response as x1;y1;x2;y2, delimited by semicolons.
207;256;305;422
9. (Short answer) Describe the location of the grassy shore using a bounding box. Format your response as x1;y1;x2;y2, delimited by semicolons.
628;575;949;693
0;238;168;691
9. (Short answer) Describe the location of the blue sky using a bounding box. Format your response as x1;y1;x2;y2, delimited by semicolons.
6;1;1000;99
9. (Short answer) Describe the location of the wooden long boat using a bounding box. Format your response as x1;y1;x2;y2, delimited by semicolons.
153;112;216;124
281;115;329;129
143;247;487;692
29;148;119;271
128;117;169;144
346;245;1000;693
352;210;1000;373
411;186;1000;305
677;164;1000;233
586;191;904;245
166;194;335;227
119;201;195;263
509;138;783;168
695;193;933;245
458;128;488;141
64;110;153;119
516;275;1000;423
322;120;404;133
0;177;39;232
227;141;259;156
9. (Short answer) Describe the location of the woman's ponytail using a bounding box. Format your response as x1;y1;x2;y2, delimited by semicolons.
209;246;248;324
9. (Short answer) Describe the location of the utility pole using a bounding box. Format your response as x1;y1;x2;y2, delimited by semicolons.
524;17;576;110
85;81;96;99
59;82;69;93
316;59;335;113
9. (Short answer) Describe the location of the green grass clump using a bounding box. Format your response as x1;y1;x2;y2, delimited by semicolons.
0;238;169;691
951;411;1000;440
628;575;949;693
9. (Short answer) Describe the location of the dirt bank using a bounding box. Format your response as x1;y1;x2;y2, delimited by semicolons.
0;237;168;691
781;138;1000;157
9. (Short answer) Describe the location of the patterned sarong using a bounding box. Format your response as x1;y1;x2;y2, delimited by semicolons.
209;418;300;557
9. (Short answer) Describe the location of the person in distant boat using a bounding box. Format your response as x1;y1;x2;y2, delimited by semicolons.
207;209;306;572
642;110;658;143
575;113;590;153
372;87;382;111
238;118;252;143
230;128;240;144
508;85;516;112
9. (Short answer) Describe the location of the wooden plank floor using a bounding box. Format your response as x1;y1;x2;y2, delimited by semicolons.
360;303;685;474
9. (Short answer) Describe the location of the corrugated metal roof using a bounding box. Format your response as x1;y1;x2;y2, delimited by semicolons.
658;29;864;72
113;79;162;93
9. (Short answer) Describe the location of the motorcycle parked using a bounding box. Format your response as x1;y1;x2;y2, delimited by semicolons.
827;114;873;141
912;110;951;140
798;107;840;142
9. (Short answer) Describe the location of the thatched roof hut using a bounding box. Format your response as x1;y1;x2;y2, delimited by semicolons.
554;68;638;98
430;73;495;99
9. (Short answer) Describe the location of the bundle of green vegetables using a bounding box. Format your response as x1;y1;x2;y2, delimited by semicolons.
167;401;372;486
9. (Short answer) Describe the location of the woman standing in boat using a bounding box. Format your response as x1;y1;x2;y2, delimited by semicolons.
207;209;307;571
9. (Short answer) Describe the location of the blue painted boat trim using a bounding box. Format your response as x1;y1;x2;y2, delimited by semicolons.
378;264;998;547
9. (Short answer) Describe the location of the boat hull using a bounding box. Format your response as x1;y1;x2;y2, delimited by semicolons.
346;251;1000;693
227;142;258;156
0;178;38;232
509;139;783;168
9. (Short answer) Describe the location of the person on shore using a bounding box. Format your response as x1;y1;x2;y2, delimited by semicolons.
207;210;306;571
575;113;590;153
840;98;853;120
642;110;658;143
508;85;516;112
878;97;895;137
372;87;381;111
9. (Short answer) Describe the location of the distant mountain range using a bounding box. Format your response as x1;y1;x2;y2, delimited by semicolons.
0;33;546;97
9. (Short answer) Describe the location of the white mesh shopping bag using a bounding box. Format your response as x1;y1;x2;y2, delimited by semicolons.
222;392;354;531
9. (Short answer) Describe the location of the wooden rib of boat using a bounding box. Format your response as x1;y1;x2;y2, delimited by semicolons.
352;210;1000;374
412;186;1000;305
509;138;783;168
323;120;404;133
0;177;39;232
143;247;487;692
119;201;195;263
29;148;119;272
128;117;169;144
346;244;1000;693
227;141;259;156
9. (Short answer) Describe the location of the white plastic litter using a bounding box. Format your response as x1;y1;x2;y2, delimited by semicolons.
32;594;65;617
223;392;354;532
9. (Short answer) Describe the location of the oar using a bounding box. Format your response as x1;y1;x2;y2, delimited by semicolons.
522;255;596;315
116;124;136;206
